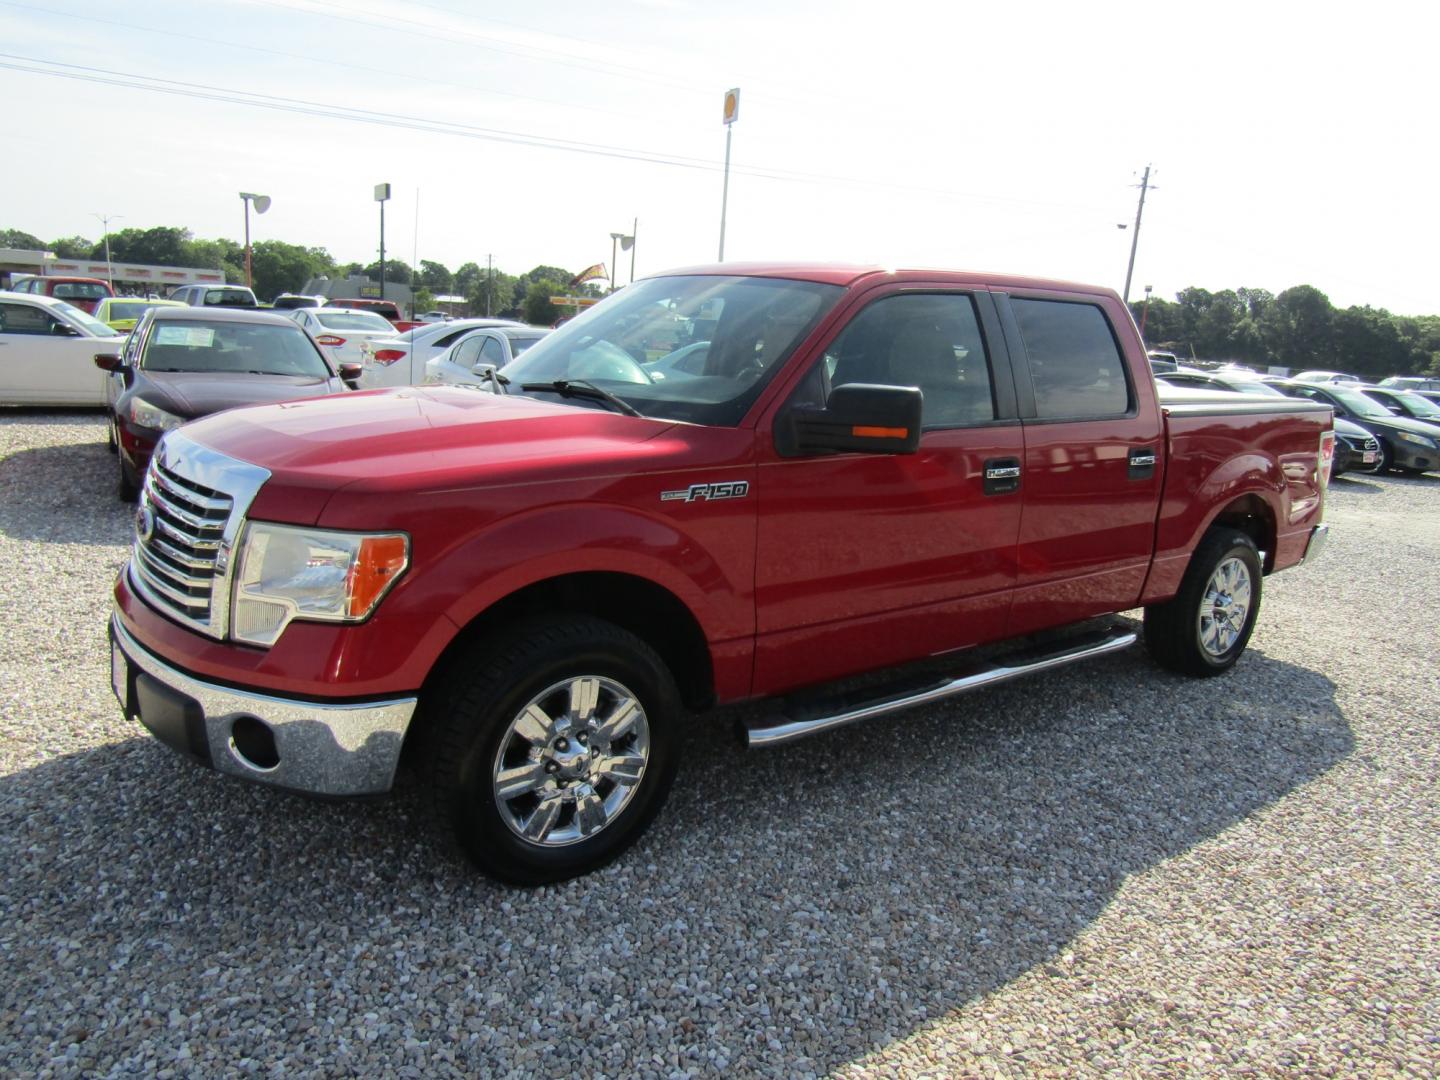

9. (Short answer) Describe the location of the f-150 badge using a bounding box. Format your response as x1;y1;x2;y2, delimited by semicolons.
661;480;750;503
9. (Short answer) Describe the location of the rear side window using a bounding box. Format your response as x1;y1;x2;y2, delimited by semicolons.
1012;299;1130;419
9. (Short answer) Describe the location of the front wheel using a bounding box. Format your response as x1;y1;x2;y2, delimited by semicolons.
1376;438;1395;473
424;616;680;885
1145;527;1262;677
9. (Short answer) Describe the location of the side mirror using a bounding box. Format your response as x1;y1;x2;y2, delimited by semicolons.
337;362;362;387
472;361;497;377
94;353;123;372
779;383;923;457
55;324;82;337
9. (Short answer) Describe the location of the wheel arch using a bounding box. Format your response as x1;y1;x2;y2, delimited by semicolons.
402;571;716;766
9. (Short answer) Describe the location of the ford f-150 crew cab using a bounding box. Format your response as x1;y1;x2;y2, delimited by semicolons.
108;263;1334;883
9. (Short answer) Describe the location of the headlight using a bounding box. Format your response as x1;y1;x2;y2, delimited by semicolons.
128;397;185;432
231;523;409;646
1396;431;1437;447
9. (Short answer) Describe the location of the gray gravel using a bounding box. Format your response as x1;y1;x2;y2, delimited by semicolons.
1;408;1436;1077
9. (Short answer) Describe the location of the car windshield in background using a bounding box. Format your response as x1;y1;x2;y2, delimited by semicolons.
502;275;842;425
108;302;153;321
1329;387;1396;419
140;321;331;378
203;289;256;307
53;301;122;337
314;311;393;332
504;331;548;357
53;283;109;300
1390;391;1440;417
1227;379;1283;395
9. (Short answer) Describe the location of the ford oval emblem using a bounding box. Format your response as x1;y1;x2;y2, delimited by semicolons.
135;505;155;544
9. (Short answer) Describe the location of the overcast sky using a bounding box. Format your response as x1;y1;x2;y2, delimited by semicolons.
3;0;1437;313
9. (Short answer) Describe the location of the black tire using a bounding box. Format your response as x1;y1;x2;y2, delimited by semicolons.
106;415;117;454
117;455;140;502
424;616;681;885
1144;527;1263;677
1376;438;1395;473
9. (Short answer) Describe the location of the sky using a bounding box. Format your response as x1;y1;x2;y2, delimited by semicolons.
3;0;1437;314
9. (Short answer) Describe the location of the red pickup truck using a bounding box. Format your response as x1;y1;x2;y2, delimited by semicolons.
109;263;1333;883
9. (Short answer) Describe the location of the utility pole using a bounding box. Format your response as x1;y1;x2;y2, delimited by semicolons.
92;213;122;290
630;217;638;285
1122;164;1152;306
486;253;493;317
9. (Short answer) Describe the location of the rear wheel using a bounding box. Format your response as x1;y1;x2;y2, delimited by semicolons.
424;616;680;885
1145;527;1262;677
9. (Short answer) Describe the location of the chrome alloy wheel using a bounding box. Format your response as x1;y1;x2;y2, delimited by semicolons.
491;676;651;847
1197;556;1253;657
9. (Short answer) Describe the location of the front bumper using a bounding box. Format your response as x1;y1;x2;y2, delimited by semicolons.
110;613;417;797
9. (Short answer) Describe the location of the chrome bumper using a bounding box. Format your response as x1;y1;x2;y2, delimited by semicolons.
110;614;417;797
1300;523;1329;566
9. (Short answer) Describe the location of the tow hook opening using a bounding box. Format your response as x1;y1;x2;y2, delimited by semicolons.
229;715;280;771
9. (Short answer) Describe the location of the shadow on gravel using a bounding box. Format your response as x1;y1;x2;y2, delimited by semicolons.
0;640;1352;1075
0;425;130;546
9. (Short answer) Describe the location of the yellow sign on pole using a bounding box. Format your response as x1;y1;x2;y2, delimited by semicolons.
549;296;603;308
723;87;740;125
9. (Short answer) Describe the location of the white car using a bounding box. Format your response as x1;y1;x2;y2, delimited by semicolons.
0;290;127;405
286;307;398;369
1293;369;1361;385
358;318;528;390
424;326;553;388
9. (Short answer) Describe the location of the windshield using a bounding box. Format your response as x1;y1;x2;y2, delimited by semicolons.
1386;390;1440;417
502;275;841;424
1329;387;1394;419
141;320;332;377
53;282;110;300
1223;378;1283;396
53;301;123;337
315;310;393;332
107;301;154;322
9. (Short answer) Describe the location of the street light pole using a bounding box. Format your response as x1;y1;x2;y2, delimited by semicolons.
374;183;391;305
238;192;271;290
718;88;740;262
609;233;622;294
92;213;122;290
1139;284;1153;340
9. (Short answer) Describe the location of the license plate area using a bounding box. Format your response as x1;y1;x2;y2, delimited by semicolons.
1362;451;1378;464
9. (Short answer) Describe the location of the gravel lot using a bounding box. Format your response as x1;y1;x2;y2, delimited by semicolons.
1;409;1437;1077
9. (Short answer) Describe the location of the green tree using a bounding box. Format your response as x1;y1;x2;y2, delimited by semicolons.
363;259;412;286
413;287;435;315
521;282;560;326
0;228;45;249
248;240;336;301
104;226;188;265
454;261;483;294
418;259;452;294
183;237;246;283
49;235;94;259
1261;285;1335;369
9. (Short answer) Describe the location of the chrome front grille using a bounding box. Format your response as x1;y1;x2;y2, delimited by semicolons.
128;431;271;639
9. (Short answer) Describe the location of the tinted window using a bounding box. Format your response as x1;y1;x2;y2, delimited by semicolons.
0;302;61;335
1012;299;1130;419
203;288;257;307
818;292;995;428
505;332;548;358
52;282;109;300
481;336;506;365
451;338;483;367
314;311;393;332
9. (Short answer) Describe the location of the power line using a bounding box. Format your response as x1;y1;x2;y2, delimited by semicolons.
0;52;1123;217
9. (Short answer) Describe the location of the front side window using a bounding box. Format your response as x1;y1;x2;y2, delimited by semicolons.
807;292;996;428
141;320;332;377
481;336;506;365
1012;298;1131;419
451;337;483;368
503;275;841;425
0;302;61;335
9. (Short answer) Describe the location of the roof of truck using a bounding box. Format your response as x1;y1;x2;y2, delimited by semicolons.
649;261;1117;296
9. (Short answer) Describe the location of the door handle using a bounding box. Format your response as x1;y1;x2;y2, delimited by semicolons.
983;457;1022;495
1128;446;1157;479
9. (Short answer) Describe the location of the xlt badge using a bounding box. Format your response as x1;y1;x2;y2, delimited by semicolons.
661;480;750;503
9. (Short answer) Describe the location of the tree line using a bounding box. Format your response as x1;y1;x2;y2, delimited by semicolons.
1130;285;1440;379
7;225;1437;376
1;226;602;326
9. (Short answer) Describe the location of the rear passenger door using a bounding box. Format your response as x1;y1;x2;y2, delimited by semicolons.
996;291;1165;635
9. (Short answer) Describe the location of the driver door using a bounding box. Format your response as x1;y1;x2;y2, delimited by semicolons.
0;299;105;405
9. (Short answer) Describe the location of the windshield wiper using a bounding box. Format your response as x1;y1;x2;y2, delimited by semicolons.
519;379;643;418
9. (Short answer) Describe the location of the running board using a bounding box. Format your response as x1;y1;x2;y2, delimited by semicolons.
742;626;1138;749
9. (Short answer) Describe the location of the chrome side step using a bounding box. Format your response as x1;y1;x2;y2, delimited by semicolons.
743;626;1138;749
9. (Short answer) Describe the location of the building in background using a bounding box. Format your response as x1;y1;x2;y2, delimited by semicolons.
1;248;225;296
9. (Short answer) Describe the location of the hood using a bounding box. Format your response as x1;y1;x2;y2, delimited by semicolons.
136;371;342;418
181;384;675;492
1353;411;1440;439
